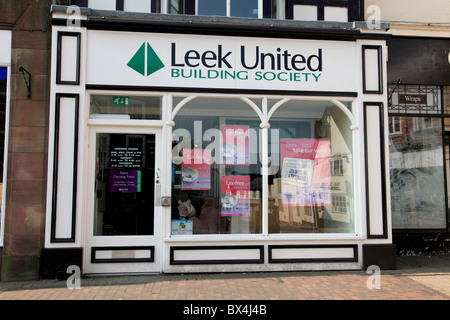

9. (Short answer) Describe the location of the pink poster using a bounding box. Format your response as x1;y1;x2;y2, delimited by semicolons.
221;176;250;216
182;149;211;190
280;139;330;206
221;125;249;165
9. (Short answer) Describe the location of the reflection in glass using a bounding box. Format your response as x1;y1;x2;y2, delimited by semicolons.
389;116;447;229
268;101;354;234
198;0;226;16
230;0;258;18
171;98;262;235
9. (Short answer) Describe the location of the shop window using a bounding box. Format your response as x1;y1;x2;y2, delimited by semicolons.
388;84;448;229
389;116;447;229
171;97;263;235
171;97;355;236
268;100;354;233
90;95;162;120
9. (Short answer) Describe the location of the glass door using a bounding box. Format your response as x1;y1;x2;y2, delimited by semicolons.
85;127;162;274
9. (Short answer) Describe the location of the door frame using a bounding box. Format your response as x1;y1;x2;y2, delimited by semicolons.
83;125;164;275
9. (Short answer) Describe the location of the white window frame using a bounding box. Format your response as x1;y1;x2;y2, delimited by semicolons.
330;158;344;176
0;73;10;248
168;92;361;239
332;194;348;214
0;30;11;247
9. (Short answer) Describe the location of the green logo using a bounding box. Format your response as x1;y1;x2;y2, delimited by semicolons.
127;42;165;76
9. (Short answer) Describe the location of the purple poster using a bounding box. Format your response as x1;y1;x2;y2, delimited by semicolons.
110;170;141;193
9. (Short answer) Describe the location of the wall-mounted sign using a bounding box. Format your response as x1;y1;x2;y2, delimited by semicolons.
112;96;130;106
87;30;357;94
398;94;427;104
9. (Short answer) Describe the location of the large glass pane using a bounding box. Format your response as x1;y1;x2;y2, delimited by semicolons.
230;0;258;18
90;95;162;120
268;100;354;234
171;97;262;235
94;133;155;236
198;0;226;16
390;116;447;229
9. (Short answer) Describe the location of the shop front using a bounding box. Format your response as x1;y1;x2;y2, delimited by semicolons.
387;37;450;252
42;7;394;276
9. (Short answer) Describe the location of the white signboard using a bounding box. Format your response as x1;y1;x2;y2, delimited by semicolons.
86;30;357;93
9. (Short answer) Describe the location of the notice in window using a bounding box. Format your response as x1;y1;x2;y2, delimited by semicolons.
110;147;142;168
110;170;141;193
221;125;249;165
182;149;211;190
221;175;250;216
280;139;330;206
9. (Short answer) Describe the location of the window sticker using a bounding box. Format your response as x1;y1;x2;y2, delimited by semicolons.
221;125;249;165
221;175;250;216
182;149;211;190
280;139;330;206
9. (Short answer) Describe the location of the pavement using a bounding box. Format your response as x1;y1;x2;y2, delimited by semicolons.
0;254;449;304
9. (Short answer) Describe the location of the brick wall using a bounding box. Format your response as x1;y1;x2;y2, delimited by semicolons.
0;0;51;280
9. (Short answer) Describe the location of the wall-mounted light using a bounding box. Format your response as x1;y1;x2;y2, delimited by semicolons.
18;66;31;99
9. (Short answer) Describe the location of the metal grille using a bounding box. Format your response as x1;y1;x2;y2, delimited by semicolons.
388;84;441;115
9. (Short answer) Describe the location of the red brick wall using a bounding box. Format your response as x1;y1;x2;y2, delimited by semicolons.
0;0;51;280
